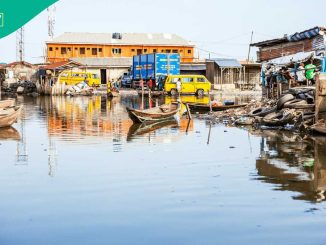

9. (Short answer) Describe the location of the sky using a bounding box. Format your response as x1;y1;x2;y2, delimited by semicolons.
0;0;326;63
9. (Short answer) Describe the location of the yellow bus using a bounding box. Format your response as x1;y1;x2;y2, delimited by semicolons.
59;71;101;87
164;75;211;96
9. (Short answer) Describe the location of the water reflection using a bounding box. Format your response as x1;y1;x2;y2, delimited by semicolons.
0;126;21;141
255;130;326;202
37;95;193;145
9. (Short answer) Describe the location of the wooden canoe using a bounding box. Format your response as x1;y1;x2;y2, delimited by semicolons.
187;103;248;112
0;99;15;109
0;106;22;128
126;103;179;123
127;119;178;141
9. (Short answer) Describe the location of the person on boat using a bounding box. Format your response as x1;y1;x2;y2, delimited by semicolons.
107;80;112;93
140;79;144;91
148;77;153;91
176;78;181;95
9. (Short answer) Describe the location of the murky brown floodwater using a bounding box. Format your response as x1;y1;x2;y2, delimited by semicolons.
0;95;325;245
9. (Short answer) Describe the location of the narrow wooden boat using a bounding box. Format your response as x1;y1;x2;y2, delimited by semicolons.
0;99;15;109
127;119;178;141
187;103;248;112
0;106;22;128
126;103;179;123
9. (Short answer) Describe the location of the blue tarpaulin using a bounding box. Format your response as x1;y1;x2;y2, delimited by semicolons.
287;27;321;42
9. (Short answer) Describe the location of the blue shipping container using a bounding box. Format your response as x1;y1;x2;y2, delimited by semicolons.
133;56;141;80
132;53;180;80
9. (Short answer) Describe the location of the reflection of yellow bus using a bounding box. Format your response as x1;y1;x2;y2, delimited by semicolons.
164;75;211;96
59;71;101;87
165;95;209;105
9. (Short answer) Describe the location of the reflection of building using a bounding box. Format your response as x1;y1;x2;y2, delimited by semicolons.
45;96;194;147
256;130;326;202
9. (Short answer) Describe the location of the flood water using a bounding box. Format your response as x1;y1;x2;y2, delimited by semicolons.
0;95;326;245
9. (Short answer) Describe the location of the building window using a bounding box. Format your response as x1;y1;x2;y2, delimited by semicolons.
99;48;102;52
75;48;78;50
92;48;97;55
153;49;157;53
49;47;53;51
61;47;67;55
166;49;171;53
55;47;59;50
180;50;183;52
131;49;135;52
161;49;164;52
87;48;90;50
144;49;147;53
188;49;192;54
68;47;71;52
80;48;85;54
112;48;122;54
172;49;178;53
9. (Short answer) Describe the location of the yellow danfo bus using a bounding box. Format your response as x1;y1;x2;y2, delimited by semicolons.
164;75;211;96
58;71;101;87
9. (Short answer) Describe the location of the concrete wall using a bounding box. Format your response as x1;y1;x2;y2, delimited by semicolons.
4;64;38;86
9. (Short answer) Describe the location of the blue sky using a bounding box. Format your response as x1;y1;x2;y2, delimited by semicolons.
0;0;325;63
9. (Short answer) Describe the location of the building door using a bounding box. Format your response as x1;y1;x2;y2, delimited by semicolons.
100;69;107;85
137;49;142;55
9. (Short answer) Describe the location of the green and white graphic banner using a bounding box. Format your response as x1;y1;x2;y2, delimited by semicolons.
0;0;58;39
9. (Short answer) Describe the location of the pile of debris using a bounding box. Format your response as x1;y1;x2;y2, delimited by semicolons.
199;86;317;133
2;80;37;95
52;82;94;96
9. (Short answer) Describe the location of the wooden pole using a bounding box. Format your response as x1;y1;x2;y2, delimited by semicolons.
207;122;212;145
247;31;254;62
209;90;212;113
185;103;192;120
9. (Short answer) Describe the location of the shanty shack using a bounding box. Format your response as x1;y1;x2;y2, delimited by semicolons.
251;26;326;97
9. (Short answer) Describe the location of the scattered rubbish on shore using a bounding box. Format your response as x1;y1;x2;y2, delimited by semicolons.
196;86;324;134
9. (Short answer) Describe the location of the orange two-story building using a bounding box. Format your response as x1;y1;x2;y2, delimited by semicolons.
46;32;195;63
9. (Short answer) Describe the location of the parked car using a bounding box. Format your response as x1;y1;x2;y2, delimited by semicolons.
121;74;133;88
164;75;211;96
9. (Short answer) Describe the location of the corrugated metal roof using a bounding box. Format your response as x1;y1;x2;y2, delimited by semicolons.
70;57;132;67
210;58;242;68
181;64;206;71
47;32;193;46
251;26;326;47
41;60;82;70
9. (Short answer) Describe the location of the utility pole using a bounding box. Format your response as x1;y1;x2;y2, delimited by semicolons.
47;5;56;40
16;27;24;62
247;31;254;62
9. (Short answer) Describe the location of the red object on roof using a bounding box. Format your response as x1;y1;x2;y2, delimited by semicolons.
40;60;81;70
